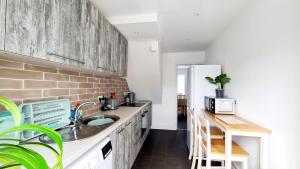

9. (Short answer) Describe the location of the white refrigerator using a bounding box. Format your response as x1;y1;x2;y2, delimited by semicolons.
186;65;221;150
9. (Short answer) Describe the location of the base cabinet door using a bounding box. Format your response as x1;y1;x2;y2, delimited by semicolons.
130;113;142;166
124;120;133;169
148;103;152;129
111;116;139;169
111;124;126;169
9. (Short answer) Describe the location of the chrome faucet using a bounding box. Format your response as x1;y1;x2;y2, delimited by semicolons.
74;102;96;124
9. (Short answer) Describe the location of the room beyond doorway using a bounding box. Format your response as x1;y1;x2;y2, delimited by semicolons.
177;65;191;130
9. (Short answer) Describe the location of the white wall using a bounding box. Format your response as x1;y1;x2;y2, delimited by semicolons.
177;68;188;95
152;52;205;130
205;0;300;168
126;40;162;104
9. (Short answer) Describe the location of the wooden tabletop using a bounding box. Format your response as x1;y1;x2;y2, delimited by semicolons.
203;110;272;134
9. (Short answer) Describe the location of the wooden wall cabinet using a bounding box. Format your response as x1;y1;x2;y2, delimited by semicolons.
119;36;128;76
5;0;46;57
44;0;85;65
97;17;112;71
3;0;128;76
0;0;5;50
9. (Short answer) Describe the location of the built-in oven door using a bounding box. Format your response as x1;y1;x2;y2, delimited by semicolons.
141;110;148;138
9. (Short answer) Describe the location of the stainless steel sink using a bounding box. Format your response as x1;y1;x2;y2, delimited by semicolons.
39;115;120;143
82;115;120;126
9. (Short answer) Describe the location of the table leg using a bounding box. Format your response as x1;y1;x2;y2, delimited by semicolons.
260;135;269;169
225;132;232;169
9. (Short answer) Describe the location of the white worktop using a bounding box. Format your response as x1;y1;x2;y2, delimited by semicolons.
33;102;150;168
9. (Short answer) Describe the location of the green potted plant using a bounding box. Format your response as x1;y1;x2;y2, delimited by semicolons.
205;73;231;98
0;97;63;169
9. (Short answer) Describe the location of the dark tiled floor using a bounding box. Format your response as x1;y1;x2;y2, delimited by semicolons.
132;129;192;169
177;114;187;130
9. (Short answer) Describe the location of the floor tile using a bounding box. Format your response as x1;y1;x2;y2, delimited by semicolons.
132;129;191;169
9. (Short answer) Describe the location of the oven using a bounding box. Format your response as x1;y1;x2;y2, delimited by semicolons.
141;108;149;139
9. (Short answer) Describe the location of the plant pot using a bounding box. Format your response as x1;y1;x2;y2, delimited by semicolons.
215;88;224;98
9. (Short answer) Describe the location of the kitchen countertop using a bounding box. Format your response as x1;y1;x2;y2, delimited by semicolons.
33;101;151;168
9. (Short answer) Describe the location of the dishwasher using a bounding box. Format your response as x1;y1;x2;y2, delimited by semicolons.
67;137;112;169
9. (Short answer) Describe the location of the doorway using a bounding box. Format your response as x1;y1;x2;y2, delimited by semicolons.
177;65;191;130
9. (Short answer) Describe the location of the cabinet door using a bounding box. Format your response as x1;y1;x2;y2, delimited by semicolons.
110;27;119;73
124;120;133;169
130;115;140;167
5;0;46;57
148;104;152;128
111;125;126;169
82;1;99;70
0;0;5;50
119;35;128;76
135;111;143;153
69;0;84;65
98;15;110;71
45;0;84;65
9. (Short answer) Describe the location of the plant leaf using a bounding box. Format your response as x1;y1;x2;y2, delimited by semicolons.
20;142;62;169
205;77;217;84
0;125;63;169
0;161;21;169
0;156;19;169
0;97;21;127
0;144;48;169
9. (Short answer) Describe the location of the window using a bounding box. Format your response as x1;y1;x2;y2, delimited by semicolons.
177;74;185;95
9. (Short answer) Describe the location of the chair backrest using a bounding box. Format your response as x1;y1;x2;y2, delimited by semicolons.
177;94;186;99
177;98;187;106
189;109;194;128
198;116;211;154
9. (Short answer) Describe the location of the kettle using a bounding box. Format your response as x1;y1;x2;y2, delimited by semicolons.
128;92;135;104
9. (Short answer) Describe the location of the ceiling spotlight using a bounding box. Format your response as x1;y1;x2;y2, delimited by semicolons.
134;32;140;35
193;12;200;16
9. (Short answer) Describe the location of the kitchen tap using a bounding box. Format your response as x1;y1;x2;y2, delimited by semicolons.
74;102;96;124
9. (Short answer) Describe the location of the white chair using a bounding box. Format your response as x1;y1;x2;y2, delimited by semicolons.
188;109;195;160
189;110;225;169
197;118;249;169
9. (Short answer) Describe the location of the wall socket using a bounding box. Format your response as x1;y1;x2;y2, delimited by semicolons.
97;96;104;101
123;92;129;97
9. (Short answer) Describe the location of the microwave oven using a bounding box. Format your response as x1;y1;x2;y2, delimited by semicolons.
204;96;236;114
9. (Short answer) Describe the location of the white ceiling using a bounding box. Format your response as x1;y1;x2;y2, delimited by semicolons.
91;0;254;52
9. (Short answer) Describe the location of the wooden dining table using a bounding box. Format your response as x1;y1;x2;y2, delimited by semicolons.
202;109;272;169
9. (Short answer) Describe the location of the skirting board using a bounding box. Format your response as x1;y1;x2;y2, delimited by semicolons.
151;123;177;130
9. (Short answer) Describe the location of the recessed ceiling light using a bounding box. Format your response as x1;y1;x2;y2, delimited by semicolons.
186;38;190;41
134;32;140;35
193;12;200;16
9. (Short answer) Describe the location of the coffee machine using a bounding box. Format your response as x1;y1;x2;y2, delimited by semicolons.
125;92;135;104
99;92;119;111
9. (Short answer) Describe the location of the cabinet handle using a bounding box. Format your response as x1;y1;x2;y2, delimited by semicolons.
97;66;109;71
125;122;132;127
47;52;85;64
117;127;125;134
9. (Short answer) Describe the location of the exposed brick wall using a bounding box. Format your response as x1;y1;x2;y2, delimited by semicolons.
0;59;129;115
